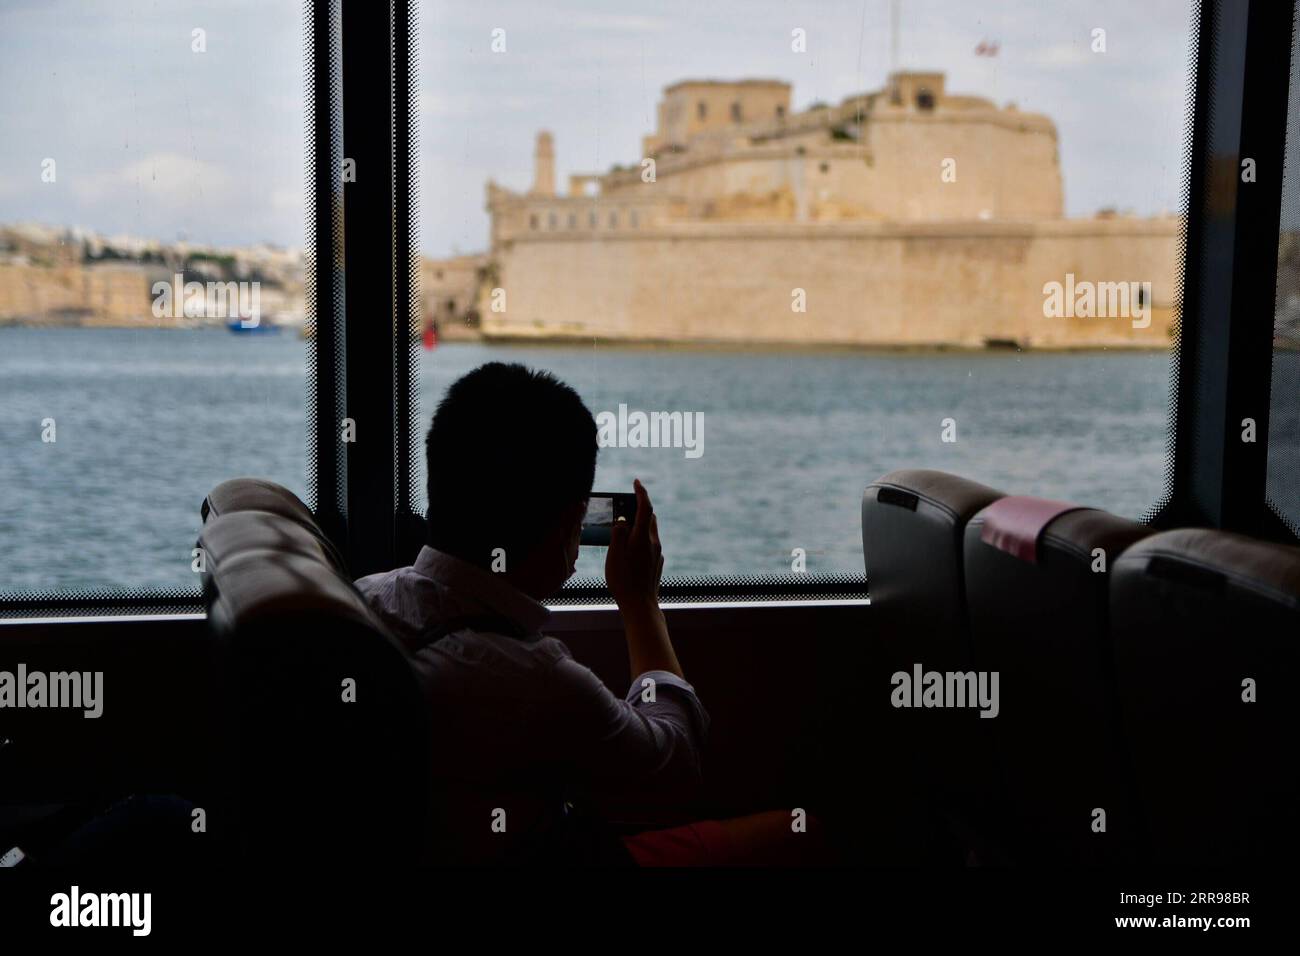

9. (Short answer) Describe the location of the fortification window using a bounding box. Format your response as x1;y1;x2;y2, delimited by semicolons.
609;211;619;228
731;101;742;122
547;211;558;230
916;88;936;111
568;213;577;229
629;210;639;228
529;214;539;230
589;211;598;228
820;162;830;174
697;101;707;119
776;104;785;119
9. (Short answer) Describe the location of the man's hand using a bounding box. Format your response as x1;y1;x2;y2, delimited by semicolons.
605;478;663;612
605;479;682;680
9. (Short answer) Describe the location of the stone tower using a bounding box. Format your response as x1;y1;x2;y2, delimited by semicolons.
530;131;555;197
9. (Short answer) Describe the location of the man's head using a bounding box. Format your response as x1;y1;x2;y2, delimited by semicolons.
425;362;597;596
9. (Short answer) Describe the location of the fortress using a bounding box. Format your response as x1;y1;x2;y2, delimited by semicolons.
454;72;1180;348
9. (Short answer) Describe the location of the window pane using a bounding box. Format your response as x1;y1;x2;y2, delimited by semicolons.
416;1;1192;578
413;3;1190;580
0;3;306;595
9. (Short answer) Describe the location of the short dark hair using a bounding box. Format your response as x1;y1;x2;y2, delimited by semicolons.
425;363;597;564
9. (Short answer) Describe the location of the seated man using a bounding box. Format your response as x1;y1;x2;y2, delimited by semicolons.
356;362;812;865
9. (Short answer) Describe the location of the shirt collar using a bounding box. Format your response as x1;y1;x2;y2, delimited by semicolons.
412;545;552;633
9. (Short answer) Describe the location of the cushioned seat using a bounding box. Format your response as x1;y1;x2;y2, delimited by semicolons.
861;469;1004;860
201;477;346;571
198;479;432;863
1110;529;1300;864
964;500;1153;863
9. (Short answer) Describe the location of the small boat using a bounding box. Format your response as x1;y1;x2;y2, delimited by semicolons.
227;319;281;335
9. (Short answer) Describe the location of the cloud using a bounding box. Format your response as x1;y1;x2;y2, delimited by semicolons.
70;152;236;206
418;89;546;119
1024;42;1093;69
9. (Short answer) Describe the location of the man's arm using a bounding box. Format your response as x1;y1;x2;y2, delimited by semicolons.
605;478;683;680
550;654;708;789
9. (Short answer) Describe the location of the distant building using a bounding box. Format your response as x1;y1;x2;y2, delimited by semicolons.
420;253;488;340
478;72;1181;348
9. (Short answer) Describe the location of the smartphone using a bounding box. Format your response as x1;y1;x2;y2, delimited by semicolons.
580;492;637;546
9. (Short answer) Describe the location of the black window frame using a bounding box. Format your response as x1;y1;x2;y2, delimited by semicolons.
2;0;1296;620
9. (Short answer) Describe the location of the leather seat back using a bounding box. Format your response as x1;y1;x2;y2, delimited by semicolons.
1110;529;1300;864
964;501;1152;862
861;469;1004;859
863;469;1004;663
198;479;432;863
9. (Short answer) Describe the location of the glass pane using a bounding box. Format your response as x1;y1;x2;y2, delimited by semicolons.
415;0;1193;578
0;3;306;595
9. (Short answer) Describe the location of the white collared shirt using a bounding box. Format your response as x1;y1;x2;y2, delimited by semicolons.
355;546;708;863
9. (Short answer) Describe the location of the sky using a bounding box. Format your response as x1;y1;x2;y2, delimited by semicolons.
0;0;1197;256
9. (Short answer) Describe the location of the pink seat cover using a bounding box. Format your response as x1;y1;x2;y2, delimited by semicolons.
978;496;1087;563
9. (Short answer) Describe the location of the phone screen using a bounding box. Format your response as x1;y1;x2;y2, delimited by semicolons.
581;492;635;546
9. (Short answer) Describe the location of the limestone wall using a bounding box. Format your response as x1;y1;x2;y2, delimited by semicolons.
478;217;1180;348
0;262;163;326
605;107;1063;223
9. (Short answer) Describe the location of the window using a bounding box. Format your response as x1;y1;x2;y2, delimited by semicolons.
423;2;1196;581
0;2;306;598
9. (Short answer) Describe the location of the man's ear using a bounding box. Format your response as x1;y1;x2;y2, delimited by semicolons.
560;498;587;532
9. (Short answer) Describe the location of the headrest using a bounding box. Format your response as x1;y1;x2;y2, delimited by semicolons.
202;477;316;525
868;469;1004;521
975;496;1087;563
862;469;1004;636
1114;528;1300;611
199;513;378;639
200;478;346;574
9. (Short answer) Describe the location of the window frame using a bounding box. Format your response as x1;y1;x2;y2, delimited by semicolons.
4;0;1297;620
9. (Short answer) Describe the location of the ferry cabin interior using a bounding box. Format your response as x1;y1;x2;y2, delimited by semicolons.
2;0;1299;874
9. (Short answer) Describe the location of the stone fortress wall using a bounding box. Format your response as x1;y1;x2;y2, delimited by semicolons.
473;71;1180;348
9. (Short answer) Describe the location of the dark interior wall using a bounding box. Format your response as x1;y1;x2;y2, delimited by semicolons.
553;603;873;825
1;605;876;832
0;617;219;805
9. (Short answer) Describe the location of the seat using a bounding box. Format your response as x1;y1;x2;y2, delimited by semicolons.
201;477;346;571
964;498;1153;863
198;478;433;863
1110;529;1300;864
860;469;1004;861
